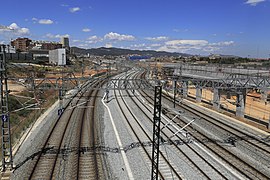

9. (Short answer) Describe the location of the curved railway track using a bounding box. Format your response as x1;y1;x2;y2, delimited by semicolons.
113;72;182;180
137;71;270;179
18;68;270;179
126;71;228;179
110;70;226;179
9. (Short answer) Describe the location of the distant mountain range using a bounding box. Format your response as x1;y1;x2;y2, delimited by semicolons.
71;47;191;57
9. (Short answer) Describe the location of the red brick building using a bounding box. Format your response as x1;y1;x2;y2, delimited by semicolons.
11;38;32;52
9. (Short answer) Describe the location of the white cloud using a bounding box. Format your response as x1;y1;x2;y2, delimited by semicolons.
69;7;80;13
165;40;208;46
72;40;81;43
32;18;54;24
105;43;113;48
18;28;30;35
9;23;20;30
0;23;30;43
88;36;99;40
130;43;162;50
245;0;265;6
86;35;103;44
0;26;12;31
158;39;234;54
77;44;89;48
71;36;103;46
131;44;146;48
173;28;189;32
211;41;234;46
0;23;30;36
82;28;91;32
104;32;135;41
150;43;162;47
38;19;54;25
57;34;69;38
145;36;169;41
46;33;69;39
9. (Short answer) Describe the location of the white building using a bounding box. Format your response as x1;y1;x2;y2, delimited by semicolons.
49;48;66;65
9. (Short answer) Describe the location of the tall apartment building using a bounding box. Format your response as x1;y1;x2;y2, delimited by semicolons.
61;37;69;48
11;38;32;52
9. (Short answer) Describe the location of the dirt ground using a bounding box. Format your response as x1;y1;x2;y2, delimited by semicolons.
8;80;27;94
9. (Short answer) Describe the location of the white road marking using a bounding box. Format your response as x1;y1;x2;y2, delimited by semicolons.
102;93;134;180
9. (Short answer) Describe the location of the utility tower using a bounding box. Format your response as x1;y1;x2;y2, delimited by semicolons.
151;85;162;180
0;45;13;171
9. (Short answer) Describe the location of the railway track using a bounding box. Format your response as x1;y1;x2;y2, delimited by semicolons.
14;68;270;179
27;79;104;179
126;71;229;179
108;70;227;179
137;71;270;179
113;72;182;180
77;84;104;179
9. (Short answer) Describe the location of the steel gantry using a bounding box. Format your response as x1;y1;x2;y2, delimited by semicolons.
84;74;270;91
0;45;13;171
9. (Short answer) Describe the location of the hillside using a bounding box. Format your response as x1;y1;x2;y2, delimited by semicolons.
71;47;191;57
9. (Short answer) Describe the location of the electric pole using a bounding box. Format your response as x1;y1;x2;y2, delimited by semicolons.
151;85;162;180
0;45;13;171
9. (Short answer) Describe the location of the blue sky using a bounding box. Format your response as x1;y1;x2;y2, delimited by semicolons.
0;0;270;58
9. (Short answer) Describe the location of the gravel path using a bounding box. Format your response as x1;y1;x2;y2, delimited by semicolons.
101;89;150;179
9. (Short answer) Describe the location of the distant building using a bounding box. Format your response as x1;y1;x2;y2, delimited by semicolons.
29;49;49;60
49;48;66;65
42;42;62;50
30;40;62;50
61;37;69;48
0;45;16;53
11;38;32;52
